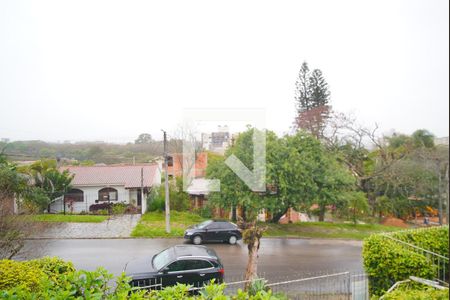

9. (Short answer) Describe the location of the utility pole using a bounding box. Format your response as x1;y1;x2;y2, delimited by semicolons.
436;160;443;225
162;130;171;233
140;167;146;214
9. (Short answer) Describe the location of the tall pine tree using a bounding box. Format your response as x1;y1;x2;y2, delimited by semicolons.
294;62;331;138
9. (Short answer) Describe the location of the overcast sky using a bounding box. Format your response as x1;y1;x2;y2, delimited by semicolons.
0;0;448;143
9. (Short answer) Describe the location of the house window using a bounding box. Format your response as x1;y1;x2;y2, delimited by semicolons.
167;156;173;167
98;187;118;201
65;189;84;202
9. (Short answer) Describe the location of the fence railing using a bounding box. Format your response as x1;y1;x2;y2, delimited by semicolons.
131;271;369;300
382;230;449;285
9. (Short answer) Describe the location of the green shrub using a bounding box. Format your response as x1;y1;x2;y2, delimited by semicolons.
193;206;213;219
391;226;449;257
28;256;75;285
247;278;269;296
148;196;165;212
363;234;437;296
96;209;110;215
0;258;288;300
112;202;128;215
381;282;449;300
0;260;45;292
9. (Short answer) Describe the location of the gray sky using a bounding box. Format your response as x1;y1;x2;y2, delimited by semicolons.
0;0;448;143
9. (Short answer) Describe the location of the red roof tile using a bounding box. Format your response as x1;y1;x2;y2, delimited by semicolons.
61;164;160;188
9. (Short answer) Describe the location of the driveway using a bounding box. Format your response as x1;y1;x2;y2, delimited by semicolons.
19;238;363;282
31;214;141;238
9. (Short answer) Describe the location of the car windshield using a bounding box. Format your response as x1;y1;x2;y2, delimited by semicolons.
152;248;172;270
196;220;213;229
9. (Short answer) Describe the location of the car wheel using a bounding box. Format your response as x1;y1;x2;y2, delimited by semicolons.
192;235;203;245
228;235;237;245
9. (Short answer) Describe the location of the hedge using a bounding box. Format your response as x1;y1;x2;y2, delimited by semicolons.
0;257;287;300
0;257;75;292
381;282;449;300
390;226;449;257
363;226;449;297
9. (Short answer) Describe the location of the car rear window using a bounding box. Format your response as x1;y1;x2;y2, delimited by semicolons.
153;248;173;270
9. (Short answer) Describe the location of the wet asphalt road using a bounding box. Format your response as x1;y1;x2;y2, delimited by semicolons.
20;238;363;281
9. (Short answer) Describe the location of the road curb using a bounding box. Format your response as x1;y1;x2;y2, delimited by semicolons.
25;236;363;242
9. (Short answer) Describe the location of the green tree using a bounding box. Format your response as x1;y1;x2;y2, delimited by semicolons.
18;159;73;212
294;61;331;138
265;132;353;222
371;130;446;221
341;191;369;224
147;177;189;212
206;128;355;284
0;154;31;259
134;133;153;144
206;128;272;285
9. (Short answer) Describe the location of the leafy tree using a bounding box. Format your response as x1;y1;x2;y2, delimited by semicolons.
147;177;189;212
294;61;331;138
412;129;435;148
373;195;393;221
207;128;355;284
134;133;153;144
371;130;447;221
17;159;73;212
0;155;33;258
265;132;354;222
341;191;369;224
206;128;272;285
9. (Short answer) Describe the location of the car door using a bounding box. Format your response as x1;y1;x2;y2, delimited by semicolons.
183;259;217;288
210;222;233;241
159;260;189;287
204;222;221;241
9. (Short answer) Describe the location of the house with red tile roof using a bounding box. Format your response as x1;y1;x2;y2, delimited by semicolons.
167;152;208;178
50;164;161;213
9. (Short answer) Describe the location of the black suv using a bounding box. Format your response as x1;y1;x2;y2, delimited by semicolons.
125;245;224;290
184;220;242;245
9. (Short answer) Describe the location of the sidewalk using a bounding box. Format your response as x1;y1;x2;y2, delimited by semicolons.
31;214;141;239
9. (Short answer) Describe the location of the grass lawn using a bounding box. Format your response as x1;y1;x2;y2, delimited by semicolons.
131;211;402;240
131;211;206;238
31;214;109;223
265;222;401;240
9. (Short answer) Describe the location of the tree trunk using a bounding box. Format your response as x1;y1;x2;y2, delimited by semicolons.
242;206;247;221
231;206;237;222
244;234;260;290
238;219;266;291
318;205;326;222
270;207;289;223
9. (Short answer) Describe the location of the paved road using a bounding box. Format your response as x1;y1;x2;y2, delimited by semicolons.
19;238;363;282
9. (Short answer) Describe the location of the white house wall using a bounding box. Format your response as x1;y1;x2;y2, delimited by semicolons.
153;166;162;186
50;185;130;213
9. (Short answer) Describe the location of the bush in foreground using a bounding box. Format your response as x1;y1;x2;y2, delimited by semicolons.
363;226;449;296
380;282;449;300
0;257;285;300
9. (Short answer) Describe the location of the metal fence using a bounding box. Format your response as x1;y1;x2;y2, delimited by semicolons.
132;271;369;300
263;271;369;300
382;227;449;285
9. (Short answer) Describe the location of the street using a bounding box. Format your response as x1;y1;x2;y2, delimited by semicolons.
19;238;363;282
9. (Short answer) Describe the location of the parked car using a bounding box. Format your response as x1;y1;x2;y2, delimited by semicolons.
184;220;242;245
125;245;224;290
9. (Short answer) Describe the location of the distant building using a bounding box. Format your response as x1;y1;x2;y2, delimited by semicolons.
201;125;232;154
167;152;208;178
435;137;449;146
